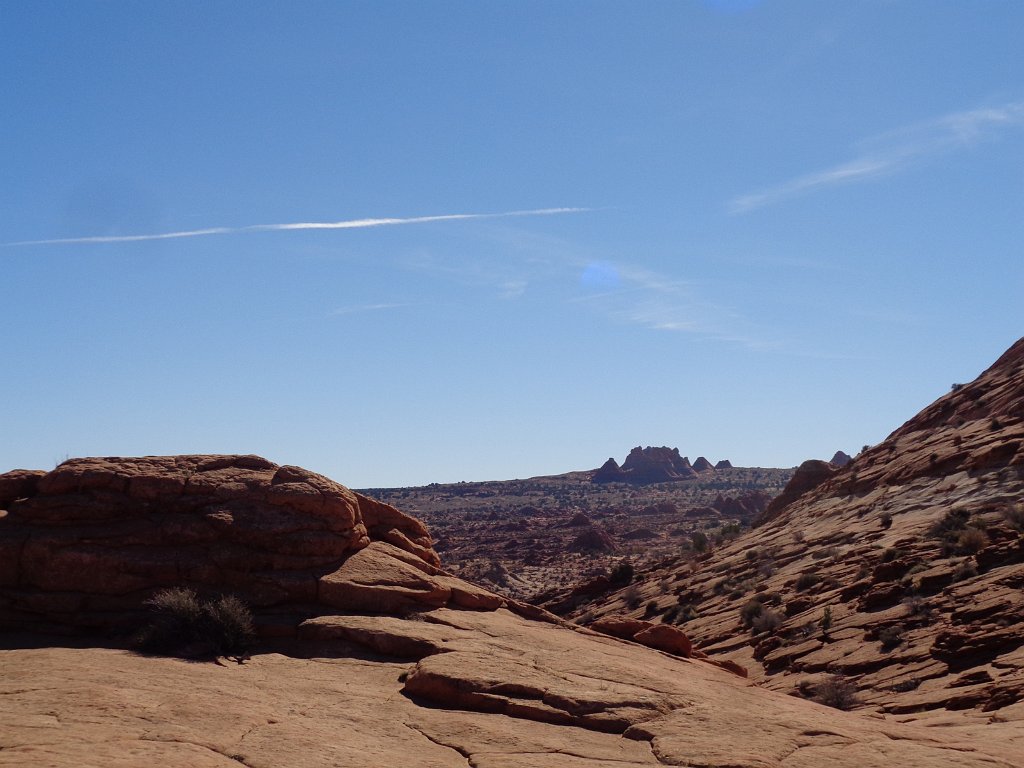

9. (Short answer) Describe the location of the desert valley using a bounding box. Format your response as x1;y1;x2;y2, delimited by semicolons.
2;336;1023;767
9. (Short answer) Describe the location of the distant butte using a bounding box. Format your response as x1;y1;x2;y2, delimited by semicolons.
592;446;726;484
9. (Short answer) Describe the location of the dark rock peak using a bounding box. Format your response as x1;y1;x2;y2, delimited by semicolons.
830;450;853;467
714;459;733;469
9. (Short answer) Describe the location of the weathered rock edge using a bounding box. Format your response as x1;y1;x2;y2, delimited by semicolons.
0;454;536;637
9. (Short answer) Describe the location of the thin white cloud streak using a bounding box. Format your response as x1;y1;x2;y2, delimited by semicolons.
730;100;1024;213
5;207;590;247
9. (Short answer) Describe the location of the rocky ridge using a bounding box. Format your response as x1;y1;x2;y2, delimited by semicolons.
563;336;1024;724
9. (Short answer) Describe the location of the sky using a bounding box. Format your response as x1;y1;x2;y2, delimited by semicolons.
2;1;1022;488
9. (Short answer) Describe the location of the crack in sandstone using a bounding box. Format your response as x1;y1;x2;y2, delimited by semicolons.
402;722;472;767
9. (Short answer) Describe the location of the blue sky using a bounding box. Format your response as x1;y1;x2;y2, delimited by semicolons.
2;1;1022;487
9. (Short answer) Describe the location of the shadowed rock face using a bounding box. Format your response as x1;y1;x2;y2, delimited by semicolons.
570;336;1024;724
0;454;476;635
2;453;1024;766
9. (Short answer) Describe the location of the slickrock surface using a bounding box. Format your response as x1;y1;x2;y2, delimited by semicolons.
568;336;1024;724
4;453;1023;766
4;609;1024;767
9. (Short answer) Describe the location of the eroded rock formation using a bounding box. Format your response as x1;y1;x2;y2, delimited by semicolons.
3;451;1024;766
568;336;1024;726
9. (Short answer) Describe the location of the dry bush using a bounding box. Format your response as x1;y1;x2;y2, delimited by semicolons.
739;599;763;628
751;608;783;634
814;675;859;710
955;527;988;555
795;573;820;591
135;588;255;658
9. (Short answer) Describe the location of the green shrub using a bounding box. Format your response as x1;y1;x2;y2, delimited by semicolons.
135;588;255;658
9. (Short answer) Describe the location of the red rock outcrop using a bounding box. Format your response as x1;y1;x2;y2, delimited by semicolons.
568;335;1024;723
593;446;700;484
0;455;497;636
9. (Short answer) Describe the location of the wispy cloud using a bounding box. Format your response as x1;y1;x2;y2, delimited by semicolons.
4;207;590;247
730;100;1024;213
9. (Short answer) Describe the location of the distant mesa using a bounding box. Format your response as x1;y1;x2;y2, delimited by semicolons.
714;459;733;469
830;450;853;467
592;446;722;485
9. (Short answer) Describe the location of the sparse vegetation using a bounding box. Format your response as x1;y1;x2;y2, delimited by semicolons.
1004;503;1024;532
814;675;859;710
739;598;764;628
691;531;709;553
952;559;978;581
955;527;988;555
795;573;820;591
609;559;635;586
878;625;902;650
819;606;832;636
623;582;642;609
751;608;783;634
135;588;255;658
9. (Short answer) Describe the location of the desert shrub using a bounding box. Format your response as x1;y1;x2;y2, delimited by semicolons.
793;530;805;543
719;522;741;539
623;583;642;609
952;559;978;581
643;599;660;618
955;527;988;555
691;531;709;553
902;595;930;617
661;606;679;624
135;588;255;658
609;560;634;586
880;512;893;529
745;548;759;562
751;608;783;634
929;508;970;541
739;599;764;627
795;573;820;592
880;547;905;563
712;577;732;596
878;626;903;650
814;674;859;710
675;603;699;624
1004;504;1024;532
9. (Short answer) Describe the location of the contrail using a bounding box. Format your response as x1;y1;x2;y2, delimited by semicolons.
5;207;590;247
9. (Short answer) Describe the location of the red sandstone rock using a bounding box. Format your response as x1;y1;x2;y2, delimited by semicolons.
0;455;448;635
